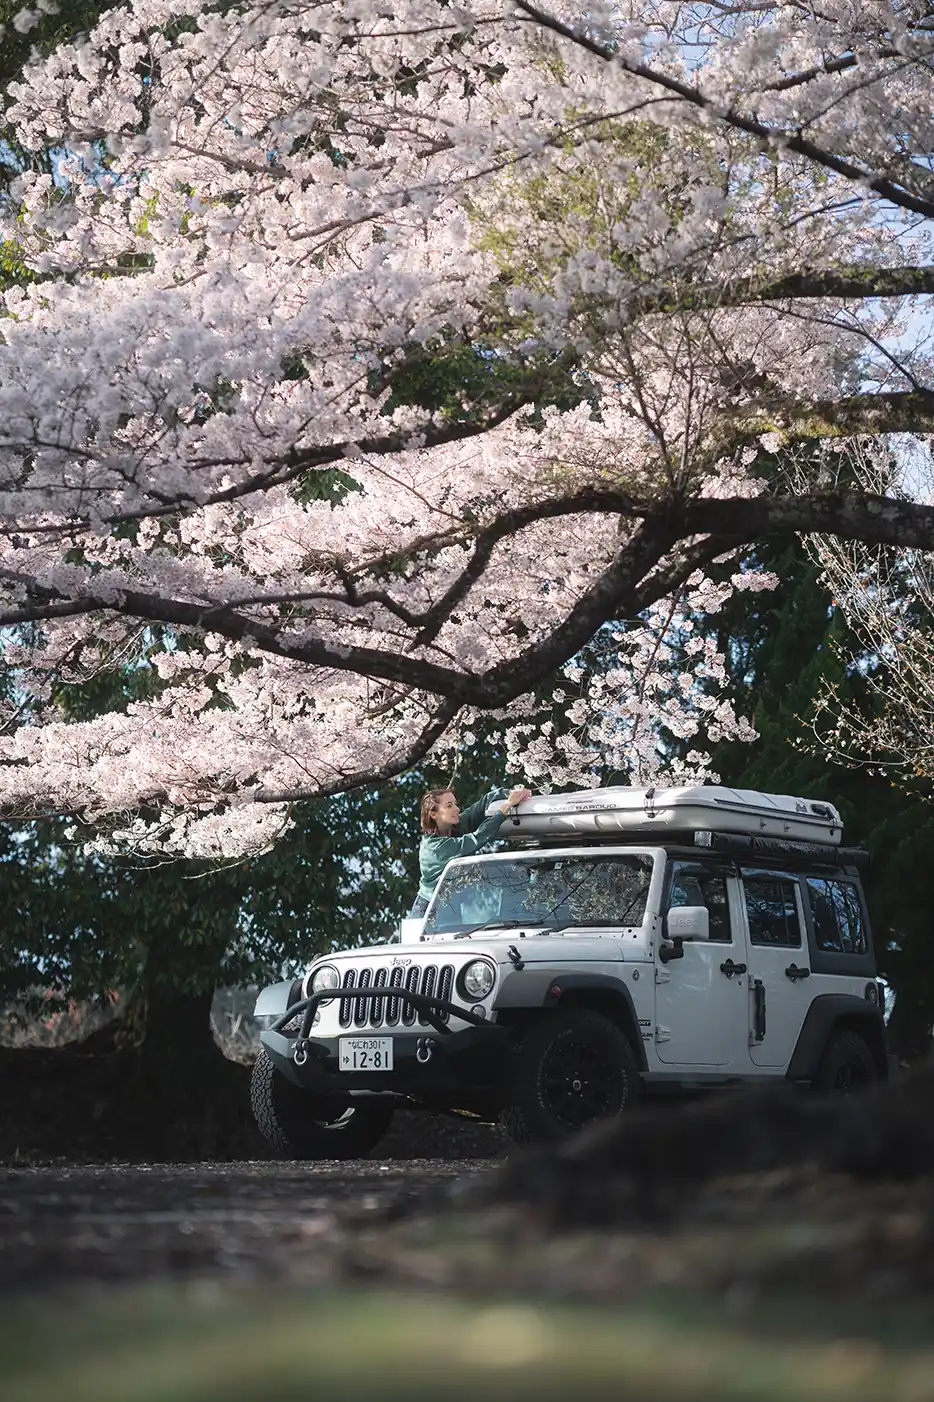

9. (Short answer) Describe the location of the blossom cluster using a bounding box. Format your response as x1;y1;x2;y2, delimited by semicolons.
0;0;929;853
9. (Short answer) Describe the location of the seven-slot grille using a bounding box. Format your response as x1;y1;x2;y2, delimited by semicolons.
338;963;455;1028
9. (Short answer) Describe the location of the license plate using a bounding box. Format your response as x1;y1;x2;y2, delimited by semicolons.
339;1036;394;1072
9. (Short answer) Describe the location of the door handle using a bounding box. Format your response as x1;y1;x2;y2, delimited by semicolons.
720;959;747;978
785;963;811;982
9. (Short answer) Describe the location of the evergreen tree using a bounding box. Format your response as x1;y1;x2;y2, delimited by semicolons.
0;754;504;1053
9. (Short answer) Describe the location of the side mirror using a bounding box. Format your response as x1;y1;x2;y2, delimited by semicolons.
666;905;710;942
398;916;426;943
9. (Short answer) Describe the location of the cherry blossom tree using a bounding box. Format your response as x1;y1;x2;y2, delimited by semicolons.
1;0;933;855
805;438;934;785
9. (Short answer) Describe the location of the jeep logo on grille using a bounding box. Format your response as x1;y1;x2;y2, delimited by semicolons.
391;956;413;968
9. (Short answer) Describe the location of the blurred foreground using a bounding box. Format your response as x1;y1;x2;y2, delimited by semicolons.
2;1159;934;1401
3;1281;934;1402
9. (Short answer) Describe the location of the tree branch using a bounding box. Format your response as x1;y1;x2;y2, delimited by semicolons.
6;487;934;711
728;391;934;444
410;488;646;646
250;698;460;804
1;365;561;537
633;265;934;318
0;598;99;625
684;490;934;546
514;1;934;221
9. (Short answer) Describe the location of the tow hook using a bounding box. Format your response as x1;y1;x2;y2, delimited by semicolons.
293;1040;309;1067
416;1038;435;1064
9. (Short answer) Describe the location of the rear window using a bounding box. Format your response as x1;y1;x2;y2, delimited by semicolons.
806;878;867;956
741;875;801;948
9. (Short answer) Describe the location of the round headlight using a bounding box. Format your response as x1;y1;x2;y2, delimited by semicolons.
461;959;495;1001
310;964;341;994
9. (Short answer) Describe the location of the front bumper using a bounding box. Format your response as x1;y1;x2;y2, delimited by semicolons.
261;985;509;1097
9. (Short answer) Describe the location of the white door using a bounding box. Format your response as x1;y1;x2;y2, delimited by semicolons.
654;859;750;1068
739;868;813;1068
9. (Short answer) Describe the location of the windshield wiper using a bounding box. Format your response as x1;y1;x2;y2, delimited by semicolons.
447;920;519;939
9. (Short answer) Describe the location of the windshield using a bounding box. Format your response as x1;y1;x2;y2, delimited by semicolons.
424;853;655;936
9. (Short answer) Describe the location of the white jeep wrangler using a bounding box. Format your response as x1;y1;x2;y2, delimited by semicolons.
251;785;890;1157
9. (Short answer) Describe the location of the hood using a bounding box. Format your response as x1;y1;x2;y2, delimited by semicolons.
312;932;623;967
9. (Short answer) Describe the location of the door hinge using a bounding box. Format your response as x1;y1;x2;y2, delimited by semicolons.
655;967;671;984
655;1025;671;1044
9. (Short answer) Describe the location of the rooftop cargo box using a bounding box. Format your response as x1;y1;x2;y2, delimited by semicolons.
495;785;842;846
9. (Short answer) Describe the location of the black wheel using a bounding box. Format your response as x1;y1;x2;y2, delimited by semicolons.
250;1049;394;1159
812;1029;879;1095
501;1009;641;1145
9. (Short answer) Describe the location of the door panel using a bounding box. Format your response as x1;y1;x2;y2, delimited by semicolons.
654;861;749;1068
740;869;813;1067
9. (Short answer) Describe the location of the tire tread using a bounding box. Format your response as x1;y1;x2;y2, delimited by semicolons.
813;1027;879;1093
501;1008;640;1146
250;1049;393;1159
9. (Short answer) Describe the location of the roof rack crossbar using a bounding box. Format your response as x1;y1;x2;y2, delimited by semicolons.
507;830;870;870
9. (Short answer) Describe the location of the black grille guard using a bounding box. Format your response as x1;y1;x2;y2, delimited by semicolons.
270;986;493;1065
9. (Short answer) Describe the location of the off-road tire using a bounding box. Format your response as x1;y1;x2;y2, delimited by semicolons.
812;1028;879;1095
501;1008;641;1146
250;1049;394;1159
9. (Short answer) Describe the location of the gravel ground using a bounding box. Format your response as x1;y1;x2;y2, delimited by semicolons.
7;1157;934;1402
7;1149;934;1317
0;1160;495;1296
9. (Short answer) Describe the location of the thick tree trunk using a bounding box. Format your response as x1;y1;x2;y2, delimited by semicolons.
59;928;258;1159
67;938;224;1065
138;979;220;1070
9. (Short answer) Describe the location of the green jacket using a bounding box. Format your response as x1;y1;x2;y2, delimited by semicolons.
417;787;509;901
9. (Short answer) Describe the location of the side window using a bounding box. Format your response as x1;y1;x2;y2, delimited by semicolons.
741;874;802;948
667;862;732;942
806;878;867;956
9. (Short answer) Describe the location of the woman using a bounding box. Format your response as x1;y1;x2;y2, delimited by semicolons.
409;784;532;917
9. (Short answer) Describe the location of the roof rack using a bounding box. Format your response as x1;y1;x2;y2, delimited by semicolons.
511;828;870;871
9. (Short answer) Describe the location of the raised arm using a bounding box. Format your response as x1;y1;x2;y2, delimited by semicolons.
459;786;531;834
427;818;509;869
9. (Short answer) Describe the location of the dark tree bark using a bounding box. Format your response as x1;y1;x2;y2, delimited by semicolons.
137;936;227;1069
57;907;256;1158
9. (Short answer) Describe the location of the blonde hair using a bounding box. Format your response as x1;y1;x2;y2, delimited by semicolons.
420;789;454;834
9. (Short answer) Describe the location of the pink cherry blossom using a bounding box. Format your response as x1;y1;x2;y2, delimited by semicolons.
0;1;931;853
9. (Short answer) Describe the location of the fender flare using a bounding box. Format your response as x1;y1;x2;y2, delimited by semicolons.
786;993;888;1081
495;970;647;1071
253;979;302;1019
